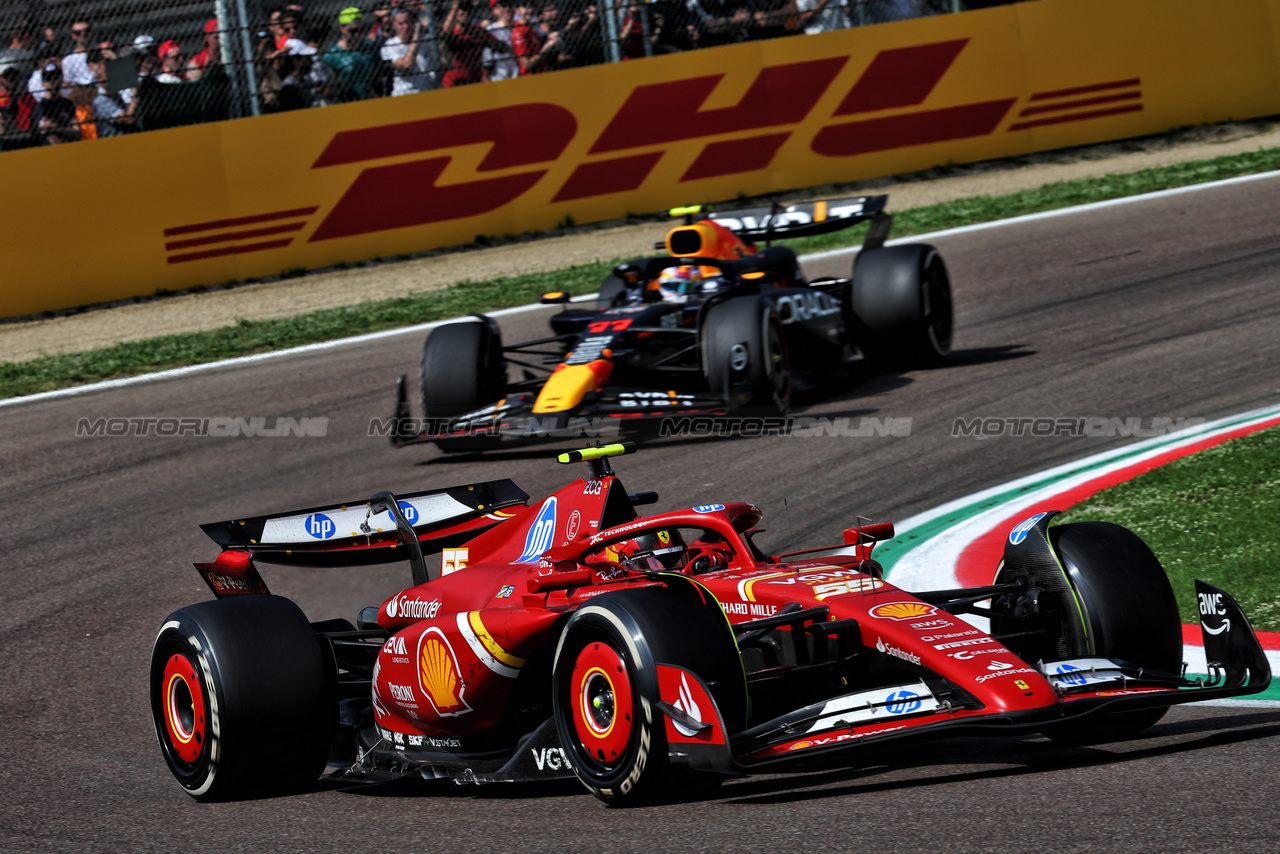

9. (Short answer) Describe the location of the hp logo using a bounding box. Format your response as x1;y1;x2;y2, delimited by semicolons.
1055;664;1088;686
516;498;558;563
397;501;419;525
305;513;336;539
885;690;922;715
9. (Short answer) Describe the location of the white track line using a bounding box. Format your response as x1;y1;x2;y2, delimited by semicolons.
0;300;571;409
7;167;1280;409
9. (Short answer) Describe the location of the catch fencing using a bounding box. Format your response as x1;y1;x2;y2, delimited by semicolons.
0;0;971;147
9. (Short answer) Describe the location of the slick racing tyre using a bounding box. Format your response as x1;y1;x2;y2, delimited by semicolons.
1045;522;1183;744
850;243;952;370
421;316;505;452
150;595;336;800
703;297;790;415
552;587;744;806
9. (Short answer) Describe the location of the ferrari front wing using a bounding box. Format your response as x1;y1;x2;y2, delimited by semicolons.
664;580;1270;772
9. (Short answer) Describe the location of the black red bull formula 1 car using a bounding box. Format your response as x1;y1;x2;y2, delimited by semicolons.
388;195;952;450
151;445;1270;805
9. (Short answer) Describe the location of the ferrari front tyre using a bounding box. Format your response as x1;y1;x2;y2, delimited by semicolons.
149;595;335;800
850;243;952;370
552;587;744;806
703;297;790;414
1045;522;1183;744
421;316;505;452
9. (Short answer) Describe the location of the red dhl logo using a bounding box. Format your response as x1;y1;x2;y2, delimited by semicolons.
162;40;1142;261
163;206;319;264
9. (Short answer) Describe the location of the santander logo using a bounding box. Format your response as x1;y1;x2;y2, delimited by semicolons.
385;594;442;621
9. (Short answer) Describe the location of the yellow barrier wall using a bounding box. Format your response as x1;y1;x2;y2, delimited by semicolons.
5;0;1280;318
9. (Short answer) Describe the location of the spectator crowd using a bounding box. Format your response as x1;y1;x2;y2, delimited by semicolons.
1;0;967;150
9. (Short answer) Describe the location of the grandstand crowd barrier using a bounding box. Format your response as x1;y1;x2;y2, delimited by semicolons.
0;0;970;134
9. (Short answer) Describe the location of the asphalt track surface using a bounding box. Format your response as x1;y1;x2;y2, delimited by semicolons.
4;176;1280;853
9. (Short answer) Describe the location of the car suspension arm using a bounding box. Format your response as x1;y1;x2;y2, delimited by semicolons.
913;581;1025;606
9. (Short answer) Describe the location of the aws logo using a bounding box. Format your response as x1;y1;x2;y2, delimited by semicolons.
162;41;1143;256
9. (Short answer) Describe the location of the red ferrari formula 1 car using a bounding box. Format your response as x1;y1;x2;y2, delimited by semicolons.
388;195;951;451
151;445;1270;804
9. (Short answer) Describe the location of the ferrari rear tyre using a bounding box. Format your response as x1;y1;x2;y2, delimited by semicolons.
1044;522;1182;744
552;587;743;806
421;317;505;451
703;298;790;415
850;244;952;370
150;595;335;800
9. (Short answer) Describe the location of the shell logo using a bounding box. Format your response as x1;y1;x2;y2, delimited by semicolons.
417;628;471;716
788;741;814;751
869;601;938;621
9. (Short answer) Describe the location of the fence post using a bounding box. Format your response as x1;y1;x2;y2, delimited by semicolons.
232;0;260;116
640;1;654;58
422;2;443;83
214;1;243;118
601;0;623;64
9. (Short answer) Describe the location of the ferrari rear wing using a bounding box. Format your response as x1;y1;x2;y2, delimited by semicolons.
692;195;893;247
199;479;529;566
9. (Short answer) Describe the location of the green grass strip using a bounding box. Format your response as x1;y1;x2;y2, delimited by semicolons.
6;144;1280;400
1056;426;1280;632
0;261;614;399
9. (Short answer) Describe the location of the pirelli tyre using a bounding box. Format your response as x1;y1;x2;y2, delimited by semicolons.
150;595;336;800
552;587;744;806
421;316;505;451
850;243;952;370
1045;522;1183;744
702;297;790;414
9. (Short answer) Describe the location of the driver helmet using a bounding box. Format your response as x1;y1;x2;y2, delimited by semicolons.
584;539;636;573
656;265;715;303
615;529;688;572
